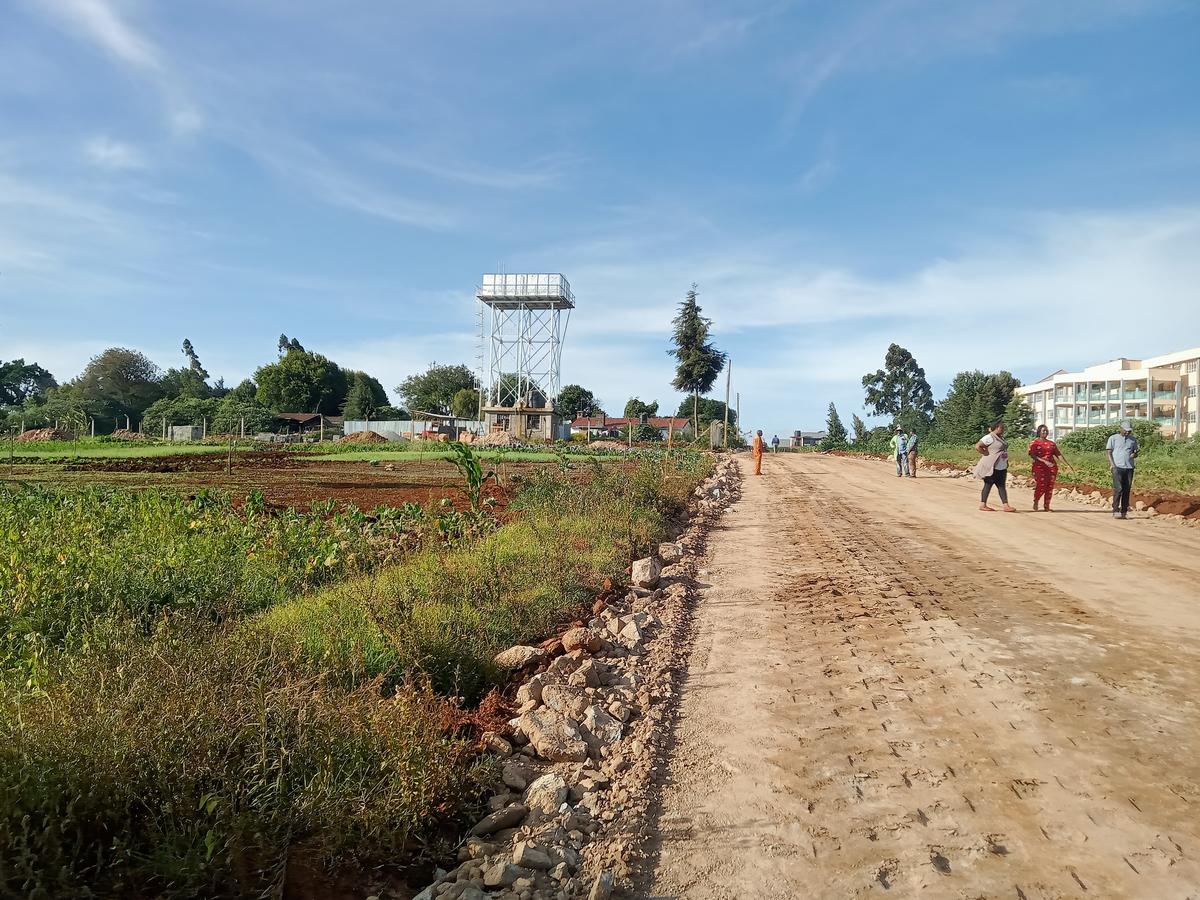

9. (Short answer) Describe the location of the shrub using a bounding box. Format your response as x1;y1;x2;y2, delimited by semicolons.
1057;419;1163;452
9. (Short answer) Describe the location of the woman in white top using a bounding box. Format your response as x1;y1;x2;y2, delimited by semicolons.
973;420;1016;512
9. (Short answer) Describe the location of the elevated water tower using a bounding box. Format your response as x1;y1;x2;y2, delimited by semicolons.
476;273;574;441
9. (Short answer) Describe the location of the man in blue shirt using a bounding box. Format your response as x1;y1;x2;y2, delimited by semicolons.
1106;420;1139;519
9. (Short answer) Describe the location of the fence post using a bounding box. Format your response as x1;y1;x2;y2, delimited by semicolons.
202;417;208;439
240;416;245;439
90;418;95;438
162;416;167;440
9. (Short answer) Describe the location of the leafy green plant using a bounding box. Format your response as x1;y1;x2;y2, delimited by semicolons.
447;441;498;512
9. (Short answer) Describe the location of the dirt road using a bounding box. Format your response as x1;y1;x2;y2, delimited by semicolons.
647;453;1200;899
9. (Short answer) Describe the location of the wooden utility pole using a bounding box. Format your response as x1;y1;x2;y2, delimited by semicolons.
723;358;731;449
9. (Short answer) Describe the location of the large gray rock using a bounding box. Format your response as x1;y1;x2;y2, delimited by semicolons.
581;704;623;757
469;803;528;835
513;841;554;870
483;861;527;888
524;771;568;813
494;645;545;670
517;709;589;762
541;683;588;720
631;556;662;588
657;542;683;565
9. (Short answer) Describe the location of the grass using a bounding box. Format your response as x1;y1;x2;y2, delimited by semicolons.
3;441;228;459
0;449;711;898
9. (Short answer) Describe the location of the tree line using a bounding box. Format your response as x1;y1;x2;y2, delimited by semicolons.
820;342;1036;451
2;284;735;439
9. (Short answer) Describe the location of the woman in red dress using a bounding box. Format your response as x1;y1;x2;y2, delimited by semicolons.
1028;424;1071;511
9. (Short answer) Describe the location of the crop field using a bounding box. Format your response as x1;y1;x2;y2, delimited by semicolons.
0;443;713;899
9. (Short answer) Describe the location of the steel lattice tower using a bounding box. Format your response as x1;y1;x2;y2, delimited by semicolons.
476;274;574;411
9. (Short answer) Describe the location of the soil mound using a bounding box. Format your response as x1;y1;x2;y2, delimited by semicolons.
112;429;150;440
587;440;630;451
16;428;71;442
339;431;389;445
478;432;528;448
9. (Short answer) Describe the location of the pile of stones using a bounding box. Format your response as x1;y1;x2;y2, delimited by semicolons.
412;457;741;900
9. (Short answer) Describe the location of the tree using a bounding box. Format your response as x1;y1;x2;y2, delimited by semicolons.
226;379;258;403
161;339;213;400
343;373;379;420
821;403;848;449
450;388;482;420
255;349;347;414
278;334;304;355
668;284;725;434
212;396;275;435
1004;393;1036;439
557;384;598;421
862;344;934;422
72;347;164;422
673;397;736;434
397;363;478;416
624;397;659;420
341;371;389;420
930;370;1021;443
0;358;56;407
851;413;869;446
142;396;221;428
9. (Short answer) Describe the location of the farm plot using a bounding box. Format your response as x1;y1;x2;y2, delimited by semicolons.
0;448;711;900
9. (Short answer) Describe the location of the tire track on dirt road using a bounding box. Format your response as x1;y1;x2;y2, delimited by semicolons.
645;453;1200;899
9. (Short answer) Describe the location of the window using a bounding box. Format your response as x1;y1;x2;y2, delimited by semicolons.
1188;360;1199;374
1189;411;1198;424
1188;386;1197;398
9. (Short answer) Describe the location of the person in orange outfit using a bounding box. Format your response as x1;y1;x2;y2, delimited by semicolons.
752;429;765;475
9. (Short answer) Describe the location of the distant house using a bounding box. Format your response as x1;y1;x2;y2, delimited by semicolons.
570;417;693;441
273;412;336;435
790;430;827;447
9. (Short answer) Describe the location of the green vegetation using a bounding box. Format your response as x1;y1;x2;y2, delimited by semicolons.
0;449;711;897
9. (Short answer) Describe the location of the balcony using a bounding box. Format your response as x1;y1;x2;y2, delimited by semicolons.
1123;390;1147;400
1154;391;1178;402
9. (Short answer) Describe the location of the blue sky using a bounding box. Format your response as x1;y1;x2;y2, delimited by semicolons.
2;0;1198;436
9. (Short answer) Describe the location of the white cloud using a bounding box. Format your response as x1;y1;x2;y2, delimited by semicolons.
83;135;145;169
40;0;160;70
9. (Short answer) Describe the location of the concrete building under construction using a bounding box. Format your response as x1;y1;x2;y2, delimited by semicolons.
476;273;574;441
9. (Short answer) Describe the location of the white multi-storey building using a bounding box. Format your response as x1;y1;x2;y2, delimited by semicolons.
1017;347;1200;441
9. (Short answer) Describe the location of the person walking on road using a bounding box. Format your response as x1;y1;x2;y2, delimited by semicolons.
752;430;765;476
890;427;909;477
973;421;1016;512
906;429;919;478
1107;420;1139;519
1028;424;1072;511
771;434;780;453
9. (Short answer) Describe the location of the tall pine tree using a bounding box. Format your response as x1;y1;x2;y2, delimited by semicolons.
862;344;934;423
822;402;848;449
668;284;725;435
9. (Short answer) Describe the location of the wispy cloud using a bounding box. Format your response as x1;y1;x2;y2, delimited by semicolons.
798;135;837;192
40;0;160;70
777;0;1180;135
243;135;459;231
83;135;145;170
30;0;201;135
366;145;577;190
